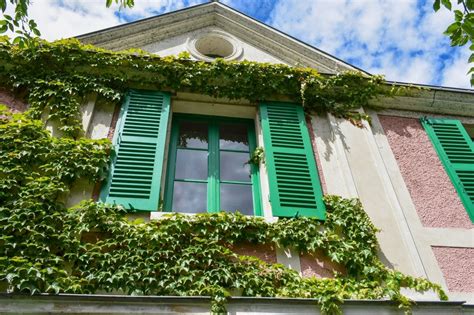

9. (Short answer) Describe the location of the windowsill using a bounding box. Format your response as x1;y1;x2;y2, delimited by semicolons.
149;211;278;223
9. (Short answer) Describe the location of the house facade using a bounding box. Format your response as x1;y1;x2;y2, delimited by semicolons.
1;1;473;314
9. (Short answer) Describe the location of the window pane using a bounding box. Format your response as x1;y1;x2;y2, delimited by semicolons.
175;149;207;180
178;121;208;149
220;151;251;182
220;184;253;215
173;182;207;213
219;123;249;151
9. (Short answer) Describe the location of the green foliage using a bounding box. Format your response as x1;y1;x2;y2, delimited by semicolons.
0;110;447;314
105;0;135;9
433;0;474;85
247;147;265;166
0;38;389;137
0;0;41;48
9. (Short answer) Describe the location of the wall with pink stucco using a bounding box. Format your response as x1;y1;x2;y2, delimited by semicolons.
432;247;474;292
300;251;345;278
229;243;277;264
107;104;120;141
0;88;27;113
378;115;473;229
306;118;327;194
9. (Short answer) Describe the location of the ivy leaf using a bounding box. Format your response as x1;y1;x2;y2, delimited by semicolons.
441;0;452;10
462;21;474;38
454;10;463;22
444;21;461;35
467;0;474;10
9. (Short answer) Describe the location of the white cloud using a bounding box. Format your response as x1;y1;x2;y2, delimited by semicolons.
23;0;122;40
269;0;472;88
441;47;471;88
5;0;204;41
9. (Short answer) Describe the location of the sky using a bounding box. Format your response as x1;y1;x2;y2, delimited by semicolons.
6;0;471;89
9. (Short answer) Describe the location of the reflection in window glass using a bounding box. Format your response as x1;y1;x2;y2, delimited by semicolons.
175;149;208;180
178;121;208;149
220;184;253;215
173;182;207;213
220;152;251;182
219;123;249;151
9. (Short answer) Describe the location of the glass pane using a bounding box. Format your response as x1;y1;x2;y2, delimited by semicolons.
175;149;207;180
178;121;208;149
220;151;251;182
219;123;249;151
172;182;207;213
220;184;253;215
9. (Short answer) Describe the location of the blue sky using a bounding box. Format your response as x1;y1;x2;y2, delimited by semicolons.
11;0;470;88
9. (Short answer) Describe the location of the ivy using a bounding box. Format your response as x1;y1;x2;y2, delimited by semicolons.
0;37;443;313
0;109;447;314
0;38;393;137
247;147;265;166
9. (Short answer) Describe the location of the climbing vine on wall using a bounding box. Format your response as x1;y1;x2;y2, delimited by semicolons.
0;37;393;137
0;38;443;314
0;107;447;314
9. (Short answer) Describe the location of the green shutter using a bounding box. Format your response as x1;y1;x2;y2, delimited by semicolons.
421;118;474;221
100;90;171;211
260;102;325;219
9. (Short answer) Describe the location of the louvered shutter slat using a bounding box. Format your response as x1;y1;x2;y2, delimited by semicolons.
422;118;474;221
100;90;171;211
260;102;325;219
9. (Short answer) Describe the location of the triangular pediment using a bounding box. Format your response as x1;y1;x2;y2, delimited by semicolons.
140;26;287;64
77;2;364;74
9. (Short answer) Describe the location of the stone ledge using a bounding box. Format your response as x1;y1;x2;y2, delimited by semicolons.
0;293;469;315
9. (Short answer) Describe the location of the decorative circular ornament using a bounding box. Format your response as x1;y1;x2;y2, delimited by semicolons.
186;30;243;62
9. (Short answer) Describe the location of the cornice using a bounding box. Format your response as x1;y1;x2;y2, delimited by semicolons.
370;88;474;117
78;4;216;47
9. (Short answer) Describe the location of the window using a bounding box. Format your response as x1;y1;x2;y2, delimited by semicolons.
100;90;326;220
421;118;474;222
164;115;262;216
186;30;243;62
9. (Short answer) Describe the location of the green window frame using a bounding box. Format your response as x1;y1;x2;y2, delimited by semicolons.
164;114;262;216
421;118;474;222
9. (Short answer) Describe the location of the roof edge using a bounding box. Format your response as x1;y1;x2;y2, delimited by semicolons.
76;2;213;39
